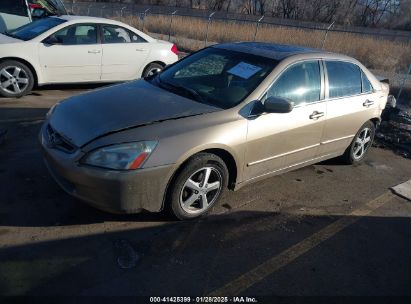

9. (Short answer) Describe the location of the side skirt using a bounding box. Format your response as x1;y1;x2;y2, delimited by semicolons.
234;152;343;191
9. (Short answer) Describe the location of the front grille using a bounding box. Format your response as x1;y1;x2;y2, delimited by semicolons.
46;124;76;153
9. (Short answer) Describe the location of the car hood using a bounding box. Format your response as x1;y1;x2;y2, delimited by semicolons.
49;80;222;147
0;33;22;44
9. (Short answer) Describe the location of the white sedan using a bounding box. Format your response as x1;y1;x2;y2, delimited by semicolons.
0;15;179;97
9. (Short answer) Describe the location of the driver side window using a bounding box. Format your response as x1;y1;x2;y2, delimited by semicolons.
266;61;321;106
50;24;97;45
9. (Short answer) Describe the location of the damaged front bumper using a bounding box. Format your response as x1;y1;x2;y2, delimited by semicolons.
39;124;175;214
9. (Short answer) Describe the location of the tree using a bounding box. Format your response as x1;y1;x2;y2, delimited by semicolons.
394;1;411;29
358;0;400;27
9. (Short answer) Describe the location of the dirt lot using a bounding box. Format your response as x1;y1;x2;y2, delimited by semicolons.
0;85;411;298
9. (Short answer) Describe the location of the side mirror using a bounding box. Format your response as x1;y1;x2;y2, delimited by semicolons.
263;96;294;113
43;36;61;45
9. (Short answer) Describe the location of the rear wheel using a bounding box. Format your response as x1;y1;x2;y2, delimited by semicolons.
342;121;375;164
142;62;164;78
0;60;34;98
168;153;228;220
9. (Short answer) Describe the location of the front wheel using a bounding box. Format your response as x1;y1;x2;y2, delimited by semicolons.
0;60;34;98
342;121;375;164
168;153;228;220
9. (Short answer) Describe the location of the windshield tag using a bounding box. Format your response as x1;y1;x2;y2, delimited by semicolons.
227;62;262;79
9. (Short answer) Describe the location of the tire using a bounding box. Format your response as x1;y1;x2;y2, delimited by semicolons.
342;121;375;164
142;62;164;78
167;153;228;220
0;60;34;98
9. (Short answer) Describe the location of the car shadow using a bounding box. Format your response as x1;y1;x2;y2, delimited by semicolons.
0;83;115;99
0;209;410;296
34;83;113;92
0;107;48;121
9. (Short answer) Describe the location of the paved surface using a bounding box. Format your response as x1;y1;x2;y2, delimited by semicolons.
0;86;411;297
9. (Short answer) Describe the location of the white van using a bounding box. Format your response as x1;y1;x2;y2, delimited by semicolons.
0;0;67;33
0;0;31;33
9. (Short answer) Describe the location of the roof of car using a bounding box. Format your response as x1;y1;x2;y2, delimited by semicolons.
57;15;123;24
214;42;330;61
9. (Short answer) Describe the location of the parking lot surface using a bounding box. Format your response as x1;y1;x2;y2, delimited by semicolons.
0;85;411;297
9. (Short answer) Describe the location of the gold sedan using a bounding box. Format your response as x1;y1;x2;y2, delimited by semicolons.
40;42;389;220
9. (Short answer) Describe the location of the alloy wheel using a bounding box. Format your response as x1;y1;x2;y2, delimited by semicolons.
179;167;222;215
147;67;162;77
0;66;29;95
352;127;372;160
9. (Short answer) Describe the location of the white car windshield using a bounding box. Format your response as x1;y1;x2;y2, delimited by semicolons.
7;17;66;41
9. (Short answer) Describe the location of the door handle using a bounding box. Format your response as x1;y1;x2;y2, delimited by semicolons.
88;50;101;54
135;48;146;52
309;111;324;120
363;100;374;107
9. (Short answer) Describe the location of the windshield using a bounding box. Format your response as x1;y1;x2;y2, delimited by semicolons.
8;17;66;40
155;47;278;109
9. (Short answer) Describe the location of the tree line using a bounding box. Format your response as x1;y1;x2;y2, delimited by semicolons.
92;0;411;30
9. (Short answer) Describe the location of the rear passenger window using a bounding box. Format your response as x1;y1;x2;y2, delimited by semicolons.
361;70;373;93
102;25;146;44
103;25;131;43
326;61;362;98
266;61;321;106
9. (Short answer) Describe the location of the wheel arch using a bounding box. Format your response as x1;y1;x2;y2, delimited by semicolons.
370;117;381;127
161;147;239;211
202;148;238;189
0;57;39;86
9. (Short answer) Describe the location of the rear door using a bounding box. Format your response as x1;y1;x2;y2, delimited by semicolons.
39;23;102;83
244;60;326;181
319;60;379;156
100;24;150;81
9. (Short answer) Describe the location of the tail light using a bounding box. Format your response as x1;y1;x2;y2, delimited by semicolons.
171;44;179;56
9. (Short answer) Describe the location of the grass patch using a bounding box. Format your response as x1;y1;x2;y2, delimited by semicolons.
121;14;411;73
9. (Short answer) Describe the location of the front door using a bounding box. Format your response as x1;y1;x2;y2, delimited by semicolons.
244;60;326;181
39;23;102;83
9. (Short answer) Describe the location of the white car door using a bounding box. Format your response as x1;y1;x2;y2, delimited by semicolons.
100;24;150;81
38;23;102;83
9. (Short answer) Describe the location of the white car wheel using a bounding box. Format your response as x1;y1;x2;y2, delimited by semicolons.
0;60;34;98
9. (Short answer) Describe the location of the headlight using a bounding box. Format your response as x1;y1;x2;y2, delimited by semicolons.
81;141;158;170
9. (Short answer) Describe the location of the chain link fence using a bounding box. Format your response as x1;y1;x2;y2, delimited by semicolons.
64;1;411;41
